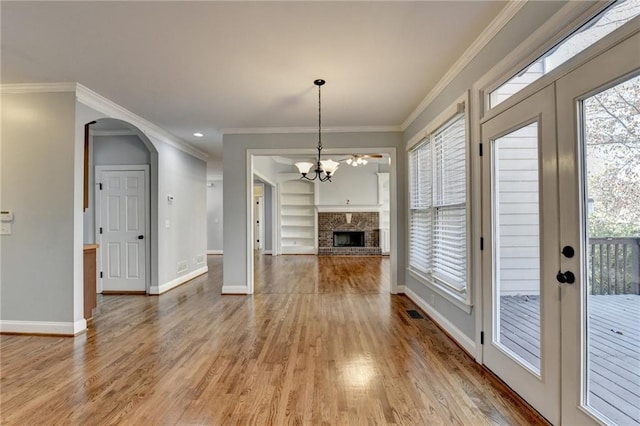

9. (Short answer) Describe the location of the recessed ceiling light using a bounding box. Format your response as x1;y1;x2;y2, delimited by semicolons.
193;132;204;137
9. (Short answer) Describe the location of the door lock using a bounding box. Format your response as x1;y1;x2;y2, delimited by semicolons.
561;245;575;258
556;270;575;284
138;235;144;240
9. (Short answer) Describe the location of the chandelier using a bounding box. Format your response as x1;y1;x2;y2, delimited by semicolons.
294;79;339;182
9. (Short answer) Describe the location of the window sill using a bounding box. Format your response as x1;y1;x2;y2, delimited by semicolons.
408;268;473;314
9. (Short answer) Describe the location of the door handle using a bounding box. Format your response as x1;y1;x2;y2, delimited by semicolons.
556;270;575;284
138;235;144;240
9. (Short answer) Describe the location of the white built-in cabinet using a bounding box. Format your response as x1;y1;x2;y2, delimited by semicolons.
279;179;317;254
377;172;390;255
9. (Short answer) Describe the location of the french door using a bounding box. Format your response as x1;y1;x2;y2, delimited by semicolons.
557;30;640;426
481;84;561;424
482;28;640;425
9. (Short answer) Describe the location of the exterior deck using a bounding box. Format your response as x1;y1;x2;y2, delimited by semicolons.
500;294;640;425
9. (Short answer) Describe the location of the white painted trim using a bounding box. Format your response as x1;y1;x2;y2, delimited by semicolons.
0;319;87;336
263;250;273;255
207;250;223;255
75;83;208;161
0;82;76;93
222;125;400;135
401;1;527;131
395;285;407;294
404;286;476;357
476;1;605;119
316;204;381;213
221;285;249;294
149;266;208;295
246;152;255;294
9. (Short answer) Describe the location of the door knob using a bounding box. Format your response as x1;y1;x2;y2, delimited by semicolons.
561;245;575;258
556;270;575;284
138;235;144;240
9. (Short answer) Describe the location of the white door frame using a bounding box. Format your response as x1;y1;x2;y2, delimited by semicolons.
254;170;278;256
246;148;399;295
95;165;151;293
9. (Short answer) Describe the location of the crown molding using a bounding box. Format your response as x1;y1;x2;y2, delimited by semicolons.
222;125;401;135
76;83;208;161
401;0;527;131
0;82;76;94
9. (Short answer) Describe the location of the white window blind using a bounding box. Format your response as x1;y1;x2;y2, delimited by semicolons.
409;113;467;294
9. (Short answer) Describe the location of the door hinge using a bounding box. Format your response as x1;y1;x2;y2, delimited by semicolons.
99;227;103;234
480;237;484;250
100;271;103;279
481;331;484;345
99;183;103;190
479;143;483;157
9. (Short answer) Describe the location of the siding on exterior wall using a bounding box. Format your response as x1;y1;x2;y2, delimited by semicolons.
495;124;541;296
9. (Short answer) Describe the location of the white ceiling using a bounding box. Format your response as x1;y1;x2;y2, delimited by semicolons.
1;1;507;173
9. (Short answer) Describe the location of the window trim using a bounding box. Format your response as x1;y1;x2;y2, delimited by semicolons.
407;92;472;311
479;2;640;122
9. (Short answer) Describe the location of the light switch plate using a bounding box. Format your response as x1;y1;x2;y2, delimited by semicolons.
1;223;11;235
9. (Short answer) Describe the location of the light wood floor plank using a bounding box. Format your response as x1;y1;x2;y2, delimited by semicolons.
1;255;546;425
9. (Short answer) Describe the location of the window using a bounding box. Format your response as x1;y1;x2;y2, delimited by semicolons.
490;0;640;108
409;111;467;300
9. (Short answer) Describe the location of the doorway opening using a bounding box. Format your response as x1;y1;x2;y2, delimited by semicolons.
248;150;396;296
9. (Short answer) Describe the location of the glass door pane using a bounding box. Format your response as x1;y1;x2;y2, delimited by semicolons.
493;122;541;374
582;74;640;425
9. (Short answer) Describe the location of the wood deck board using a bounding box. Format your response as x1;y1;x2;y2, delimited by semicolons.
500;294;640;425
0;256;547;425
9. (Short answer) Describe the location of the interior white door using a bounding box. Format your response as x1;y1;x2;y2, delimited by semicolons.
97;169;147;292
481;84;560;424
557;29;640;426
254;196;263;251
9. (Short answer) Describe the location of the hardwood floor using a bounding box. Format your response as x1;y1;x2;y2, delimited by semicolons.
0;255;545;425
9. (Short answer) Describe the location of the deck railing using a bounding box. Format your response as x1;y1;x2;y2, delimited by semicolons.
589;237;640;295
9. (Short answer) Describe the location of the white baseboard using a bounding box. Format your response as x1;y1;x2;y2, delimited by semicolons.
262;250;273;255
404;286;476;356
149;266;208;295
207;250;223;255
221;285;248;294
394;285;406;294
0;318;86;336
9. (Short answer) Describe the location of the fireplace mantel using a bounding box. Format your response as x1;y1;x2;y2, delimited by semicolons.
316;204;382;213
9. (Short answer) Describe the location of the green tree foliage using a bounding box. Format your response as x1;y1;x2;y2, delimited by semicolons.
585;75;640;237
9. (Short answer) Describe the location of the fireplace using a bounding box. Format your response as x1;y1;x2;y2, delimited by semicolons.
333;231;365;247
318;212;381;256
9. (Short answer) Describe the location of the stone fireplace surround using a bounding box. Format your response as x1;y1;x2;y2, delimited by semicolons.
318;212;381;256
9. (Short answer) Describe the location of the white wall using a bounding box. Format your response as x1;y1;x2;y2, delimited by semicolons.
93;134;151;165
155;142;207;288
207;178;223;252
1;91;78;328
317;161;379;206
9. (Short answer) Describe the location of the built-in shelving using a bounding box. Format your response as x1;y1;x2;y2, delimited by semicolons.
279;180;316;254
